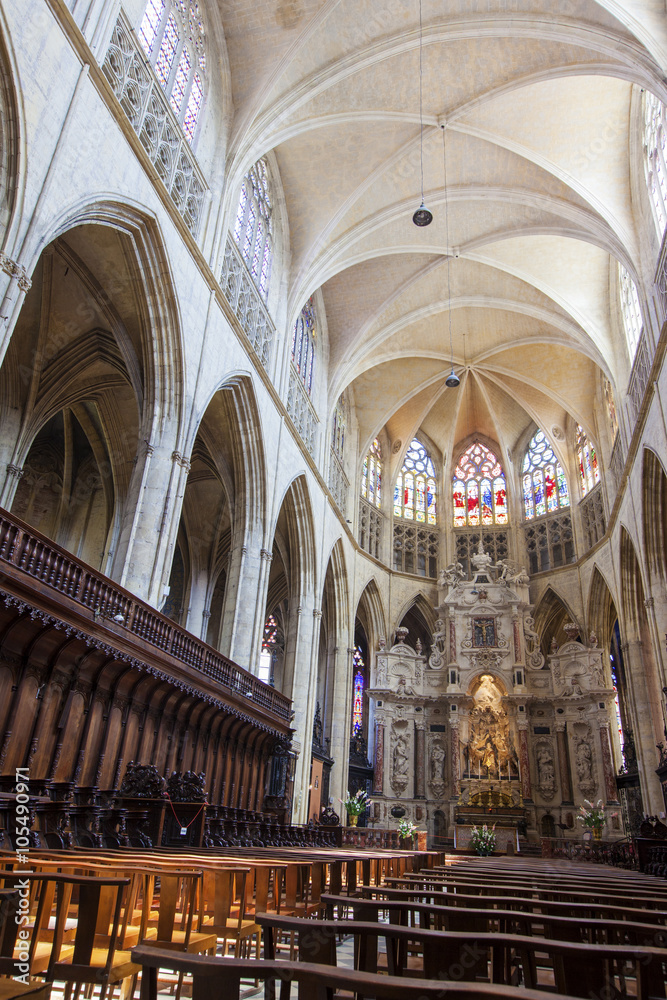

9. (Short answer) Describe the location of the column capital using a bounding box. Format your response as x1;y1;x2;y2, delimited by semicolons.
260;548;273;562
5;463;23;478
313;609;322;620
645;597;655;610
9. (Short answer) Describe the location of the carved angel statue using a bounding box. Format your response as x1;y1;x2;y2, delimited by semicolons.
429;618;447;668
523;615;545;668
438;562;465;588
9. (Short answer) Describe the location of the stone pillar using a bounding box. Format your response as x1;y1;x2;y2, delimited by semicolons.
110;442;189;606
414;721;426;798
326;644;354;810
621;638;664;814
513;616;521;663
373;716;385;794
217;541;267;669
450;717;460;796
518;723;532;800
599;723;619;803
555;722;573;802
289;608;321;824
449;621;456;663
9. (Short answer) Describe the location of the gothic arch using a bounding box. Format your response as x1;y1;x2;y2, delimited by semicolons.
396;591;436;654
532;586;579;656
355;578;386;652
0;9;22;248
587;565;618;652
642;447;667;584
38;199;185;437
619;524;650;632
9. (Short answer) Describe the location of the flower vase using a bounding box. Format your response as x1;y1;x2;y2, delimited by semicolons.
593;826;602;841
348;813;358;827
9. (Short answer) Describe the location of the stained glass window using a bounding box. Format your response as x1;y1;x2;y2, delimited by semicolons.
522;429;570;521
138;0;207;144
643;91;667;237
394;439;437;524
258;614;278;683
609;649;624;749
139;0;165;55
352;646;365;735
361;438;382;508
453;442;507;528
292;299;316;393
332;396;347;460
619;264;643;360
576;425;600;497
233;160;274;300
604;378;619;442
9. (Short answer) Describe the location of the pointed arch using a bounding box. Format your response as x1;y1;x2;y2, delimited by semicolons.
532;586;579;656
321;537;350;637
273;474;317;604
0;8;23;249
38;199;185;436
619;524;649;631
395;591;436;653
642;447;667;584
587;566;619;652
355;578;386;651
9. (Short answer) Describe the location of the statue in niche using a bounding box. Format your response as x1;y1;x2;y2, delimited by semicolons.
524;615;545;669
536;745;556;799
474;674;502;711
576;742;594;787
430;743;446;783
393;736;409;777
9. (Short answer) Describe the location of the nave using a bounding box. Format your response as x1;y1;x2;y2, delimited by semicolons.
0;847;666;1000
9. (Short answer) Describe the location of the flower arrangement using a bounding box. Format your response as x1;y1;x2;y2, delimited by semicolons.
340;789;371;817
577;799;605;830
397;818;418;841
469;823;496;856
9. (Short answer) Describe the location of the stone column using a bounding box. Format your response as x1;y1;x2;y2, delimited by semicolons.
289;607;321;824
373;716;385;794
513;615;521;663
217;540;267;669
110;442;189;606
599;723;619;803
450;717;460;796
555;722;573;802
325;644;354;810
518;723;532;801
449;621;456;663
621;638;664;814
414;721;426;798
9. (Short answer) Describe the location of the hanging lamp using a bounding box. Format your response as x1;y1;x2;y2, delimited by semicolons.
412;0;432;227
442;124;460;387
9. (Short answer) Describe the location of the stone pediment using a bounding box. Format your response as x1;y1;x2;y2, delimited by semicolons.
388;642;419;656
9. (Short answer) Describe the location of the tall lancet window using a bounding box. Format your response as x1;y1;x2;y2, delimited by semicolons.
138;0;207;144
576;425;600;497
352;646;365;736
453;442;508;528
292;298;317;393
233;159;274;299
522;430;570;521
361;438;382;508
643;90;667;236
619;265;643;360
393;438;437;524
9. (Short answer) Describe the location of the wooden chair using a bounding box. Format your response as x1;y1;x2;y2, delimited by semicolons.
46;873;141;1000
200;868;259;957
131;944;580;1000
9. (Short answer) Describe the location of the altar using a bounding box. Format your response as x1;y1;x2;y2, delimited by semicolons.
454;823;520;853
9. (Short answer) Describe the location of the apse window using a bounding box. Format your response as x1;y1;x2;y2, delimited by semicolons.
361;438;383;508
138;0;207;144
618;265;643;360
522;429;569;521
453;442;507;528
292;298;317;393
642;90;667;237
233;159;274;300
393;439;437;524
576;425;600;497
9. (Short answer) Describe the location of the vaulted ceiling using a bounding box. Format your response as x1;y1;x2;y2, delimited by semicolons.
218;0;667;473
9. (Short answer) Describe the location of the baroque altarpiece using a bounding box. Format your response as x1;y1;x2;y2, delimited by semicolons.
368;543;623;843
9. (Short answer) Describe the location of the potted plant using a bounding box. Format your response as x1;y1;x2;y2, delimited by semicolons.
577;799;605;840
340;789;371;826
397;817;418;848
469;823;496;856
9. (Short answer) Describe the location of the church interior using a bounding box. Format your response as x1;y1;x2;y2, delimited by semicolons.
0;0;666;900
